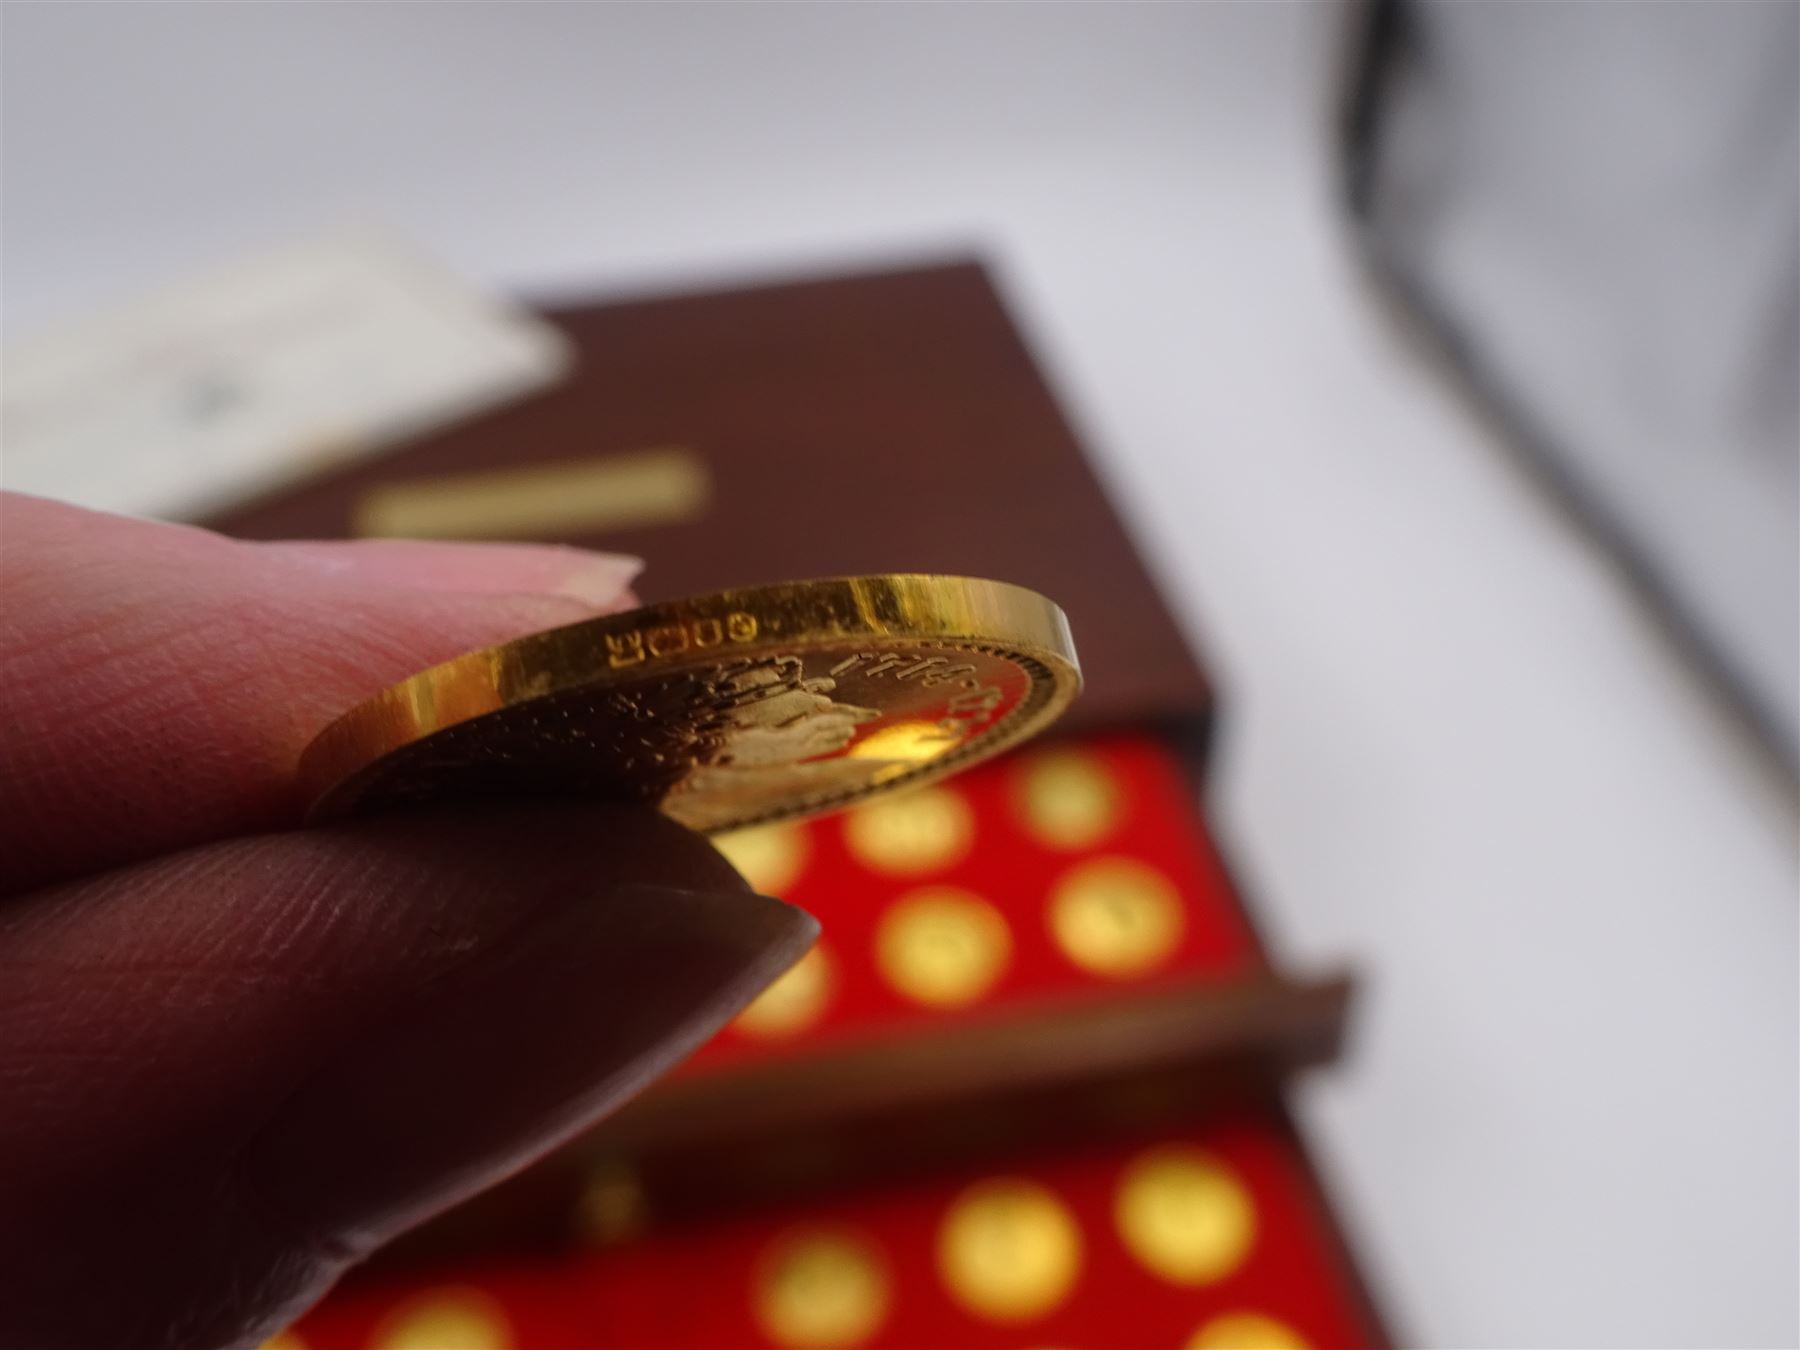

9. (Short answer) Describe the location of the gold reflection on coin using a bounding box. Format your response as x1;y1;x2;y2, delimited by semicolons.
711;822;809;895
843;786;973;875
573;1163;649;1247
1115;1148;1255;1286
1016;748;1122;848
753;1228;891;1348
937;1178;1082;1322
733;944;834;1037
876;889;1011;1006
370;1288;512;1350
1187;1312;1311;1350
1049;857;1183;977
849;719;963;763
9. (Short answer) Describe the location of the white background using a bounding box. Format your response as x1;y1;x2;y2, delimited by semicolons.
4;6;1796;1347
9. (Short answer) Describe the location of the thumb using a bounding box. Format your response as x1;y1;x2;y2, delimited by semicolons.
0;802;815;1350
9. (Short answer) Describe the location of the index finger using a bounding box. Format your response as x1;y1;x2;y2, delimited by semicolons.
0;493;642;892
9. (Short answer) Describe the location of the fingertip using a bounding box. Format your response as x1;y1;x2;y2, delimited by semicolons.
247;879;817;1251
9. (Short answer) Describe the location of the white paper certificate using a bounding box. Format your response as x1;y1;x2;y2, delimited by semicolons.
1;233;572;520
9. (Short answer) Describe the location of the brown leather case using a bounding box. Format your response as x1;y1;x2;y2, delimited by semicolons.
208;258;1212;747
212;260;1382;1338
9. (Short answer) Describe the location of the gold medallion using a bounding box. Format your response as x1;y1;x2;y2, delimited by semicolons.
1115;1148;1255;1286
572;1163;649;1247
300;575;1079;832
752;1227;891;1348
1014;747;1122;848
1048;857;1185;977
711;821;811;894
731;944;835;1038
368;1288;513;1350
936;1178;1083;1322
875;888;1012;1007
843;785;974;875
1187;1313;1311;1350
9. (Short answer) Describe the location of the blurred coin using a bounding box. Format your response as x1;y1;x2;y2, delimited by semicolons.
1115;1147;1255;1285
937;1178;1082;1321
753;1228;890;1348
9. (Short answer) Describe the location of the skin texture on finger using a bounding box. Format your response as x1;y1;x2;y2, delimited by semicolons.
0;802;814;1350
0;493;642;892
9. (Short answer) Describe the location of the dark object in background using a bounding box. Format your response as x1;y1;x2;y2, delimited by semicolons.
1343;0;1800;780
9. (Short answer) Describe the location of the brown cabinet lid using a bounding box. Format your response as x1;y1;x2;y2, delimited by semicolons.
211;260;1211;736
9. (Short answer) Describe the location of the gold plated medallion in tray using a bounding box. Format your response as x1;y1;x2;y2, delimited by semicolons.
300;575;1080;833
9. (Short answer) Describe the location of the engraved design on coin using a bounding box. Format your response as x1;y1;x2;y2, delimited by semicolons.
301;576;1081;832
318;647;1008;830
663;656;883;830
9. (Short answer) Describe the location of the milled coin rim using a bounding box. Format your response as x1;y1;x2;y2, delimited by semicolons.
298;574;1082;830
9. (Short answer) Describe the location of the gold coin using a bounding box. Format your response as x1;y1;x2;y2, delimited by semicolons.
1048;857;1184;977
875;888;1011;1006
370;1288;512;1350
732;943;834;1037
1187;1312;1311;1350
1115;1148;1255;1285
1015;747;1121;848
753;1228;891;1348
572;1163;649;1247
712;821;810;894
300;575;1079;831
937;1178;1082;1322
842;785;973;875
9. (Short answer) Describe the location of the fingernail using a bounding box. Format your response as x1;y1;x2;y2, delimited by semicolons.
553;561;643;609
264;539;644;611
246;884;816;1251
